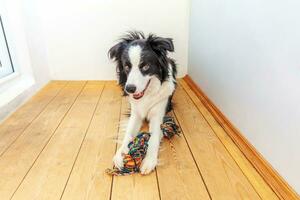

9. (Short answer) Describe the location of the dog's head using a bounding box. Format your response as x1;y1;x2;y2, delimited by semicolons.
108;31;174;99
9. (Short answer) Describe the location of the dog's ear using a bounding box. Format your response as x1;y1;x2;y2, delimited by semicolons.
147;34;174;54
108;42;126;61
108;41;127;89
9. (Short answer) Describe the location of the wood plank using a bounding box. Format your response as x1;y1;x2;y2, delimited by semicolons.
156;112;211;200
183;75;299;200
180;78;279;200
111;97;160;200
11;82;104;200
0;81;67;155
0;81;86;199
61;82;122;200
173;85;261;199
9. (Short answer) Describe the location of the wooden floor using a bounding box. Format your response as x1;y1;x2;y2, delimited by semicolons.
0;79;280;200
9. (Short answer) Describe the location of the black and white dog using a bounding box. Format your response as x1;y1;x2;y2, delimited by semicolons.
109;31;177;174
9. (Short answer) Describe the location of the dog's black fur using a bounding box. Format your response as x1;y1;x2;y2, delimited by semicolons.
108;31;177;112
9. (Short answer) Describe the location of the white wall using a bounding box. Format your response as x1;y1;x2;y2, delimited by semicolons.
33;0;189;80
21;0;51;87
189;0;300;192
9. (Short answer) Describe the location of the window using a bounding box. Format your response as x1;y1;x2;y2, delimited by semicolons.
0;15;14;78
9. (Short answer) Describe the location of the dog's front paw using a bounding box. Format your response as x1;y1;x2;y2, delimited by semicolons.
113;152;124;170
113;146;129;169
140;154;158;175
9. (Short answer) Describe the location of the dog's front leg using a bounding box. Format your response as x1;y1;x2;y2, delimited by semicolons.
113;113;142;169
140;100;168;174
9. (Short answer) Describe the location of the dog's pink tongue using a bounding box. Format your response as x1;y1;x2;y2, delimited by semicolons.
133;92;144;99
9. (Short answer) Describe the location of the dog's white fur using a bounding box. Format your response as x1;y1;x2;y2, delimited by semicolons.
113;45;175;174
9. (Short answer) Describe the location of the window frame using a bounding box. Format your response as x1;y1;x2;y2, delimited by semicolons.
0;14;15;78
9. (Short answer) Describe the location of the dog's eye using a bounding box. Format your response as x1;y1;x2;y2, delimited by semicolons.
141;65;149;72
124;66;130;72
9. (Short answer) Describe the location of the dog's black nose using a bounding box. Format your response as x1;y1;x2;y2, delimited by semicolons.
125;84;136;94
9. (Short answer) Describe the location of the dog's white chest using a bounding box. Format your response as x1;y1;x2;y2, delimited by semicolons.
130;93;160;119
129;77;175;120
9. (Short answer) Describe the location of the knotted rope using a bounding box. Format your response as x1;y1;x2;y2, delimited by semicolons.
105;116;180;176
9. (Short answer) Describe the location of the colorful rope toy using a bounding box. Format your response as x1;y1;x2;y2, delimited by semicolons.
105;116;180;176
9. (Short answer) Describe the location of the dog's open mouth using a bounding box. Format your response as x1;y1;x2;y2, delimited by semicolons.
132;80;151;100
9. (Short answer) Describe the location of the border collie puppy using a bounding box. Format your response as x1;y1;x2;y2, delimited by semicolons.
108;31;177;174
